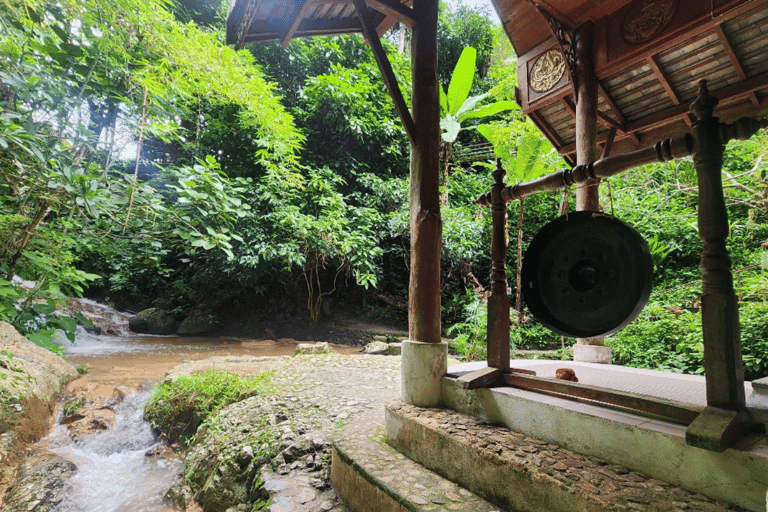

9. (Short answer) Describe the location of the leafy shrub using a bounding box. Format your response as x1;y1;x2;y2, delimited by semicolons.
608;302;768;380
144;369;274;447
513;321;573;351
446;297;490;361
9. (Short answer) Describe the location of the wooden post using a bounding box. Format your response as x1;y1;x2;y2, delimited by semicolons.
487;162;510;371
574;21;599;211
400;0;445;407
685;80;757;452
408;0;441;344
573;21;608;358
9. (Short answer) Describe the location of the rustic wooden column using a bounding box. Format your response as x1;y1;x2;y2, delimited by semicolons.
685;80;756;452
408;0;441;344
574;21;599;211
401;0;446;407
573;21;609;361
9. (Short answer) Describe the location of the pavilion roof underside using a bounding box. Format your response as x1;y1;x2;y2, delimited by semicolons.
501;0;768;161
226;0;411;48
227;0;768;162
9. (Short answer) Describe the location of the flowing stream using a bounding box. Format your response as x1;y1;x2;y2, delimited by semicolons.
46;390;181;512
21;299;360;512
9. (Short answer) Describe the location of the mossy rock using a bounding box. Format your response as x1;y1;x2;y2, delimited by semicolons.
128;308;176;335
177;309;216;336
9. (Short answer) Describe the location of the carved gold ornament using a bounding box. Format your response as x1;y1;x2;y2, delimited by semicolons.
530;49;567;93
622;0;678;45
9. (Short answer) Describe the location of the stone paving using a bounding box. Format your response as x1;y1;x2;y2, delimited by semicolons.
171;352;755;511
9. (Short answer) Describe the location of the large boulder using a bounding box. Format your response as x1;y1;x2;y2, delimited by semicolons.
0;322;78;436
128;308;176;335
176;309;216;336
0;453;77;512
0;322;78;498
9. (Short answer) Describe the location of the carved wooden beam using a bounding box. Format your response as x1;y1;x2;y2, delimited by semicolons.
476;134;694;205
235;0;263;49
684;80;764;452
487;161;510;371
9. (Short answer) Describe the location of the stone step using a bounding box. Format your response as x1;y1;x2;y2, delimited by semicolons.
332;419;501;512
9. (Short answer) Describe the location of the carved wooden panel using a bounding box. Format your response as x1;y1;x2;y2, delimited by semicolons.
517;39;572;113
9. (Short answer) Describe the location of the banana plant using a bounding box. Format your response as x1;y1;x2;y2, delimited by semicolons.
439;47;517;205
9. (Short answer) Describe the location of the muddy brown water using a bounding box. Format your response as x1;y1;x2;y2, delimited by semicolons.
64;334;362;391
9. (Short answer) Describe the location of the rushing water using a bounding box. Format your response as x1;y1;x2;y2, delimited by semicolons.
45;390;181;512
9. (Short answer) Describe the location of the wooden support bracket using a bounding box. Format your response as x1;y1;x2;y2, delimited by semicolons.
685;406;763;453
457;367;536;390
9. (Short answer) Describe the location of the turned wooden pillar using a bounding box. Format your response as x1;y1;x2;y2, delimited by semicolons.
408;0;441;344
689;80;745;410
684;80;758;452
487;162;510;370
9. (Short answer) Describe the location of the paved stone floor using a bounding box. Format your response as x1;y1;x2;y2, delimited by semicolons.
182;353;762;511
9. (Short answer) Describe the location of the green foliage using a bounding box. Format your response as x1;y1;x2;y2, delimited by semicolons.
145;369;274;446
609;301;768;380
446;294;489;361
437;1;496;90
439;47;517;144
512;322;573;351
62;396;86;417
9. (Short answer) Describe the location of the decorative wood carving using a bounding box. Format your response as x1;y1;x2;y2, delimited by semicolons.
621;0;679;45
533;4;578;97
530;49;567;93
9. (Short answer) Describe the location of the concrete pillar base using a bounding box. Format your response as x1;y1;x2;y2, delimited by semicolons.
747;377;768;426
401;340;447;407
573;344;611;364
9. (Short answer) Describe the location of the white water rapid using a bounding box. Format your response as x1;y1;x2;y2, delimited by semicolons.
45;390;181;512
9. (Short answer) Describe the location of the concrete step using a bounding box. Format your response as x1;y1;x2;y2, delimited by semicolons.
332;415;501;512
385;401;749;512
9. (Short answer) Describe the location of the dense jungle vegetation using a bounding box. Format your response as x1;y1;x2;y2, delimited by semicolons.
1;0;767;379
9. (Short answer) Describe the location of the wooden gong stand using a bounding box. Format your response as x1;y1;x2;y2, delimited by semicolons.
462;80;767;452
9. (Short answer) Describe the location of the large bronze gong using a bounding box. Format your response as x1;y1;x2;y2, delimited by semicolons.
521;211;653;338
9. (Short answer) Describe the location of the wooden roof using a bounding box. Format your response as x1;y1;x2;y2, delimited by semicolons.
227;0;768;161
499;0;768;162
226;0;413;49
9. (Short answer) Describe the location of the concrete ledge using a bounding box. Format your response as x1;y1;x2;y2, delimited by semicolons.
441;368;768;511
386;401;750;512
331;445;411;512
332;418;500;512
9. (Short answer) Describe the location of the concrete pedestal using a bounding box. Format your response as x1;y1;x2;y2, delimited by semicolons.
747;377;768;425
401;340;447;407
573;343;611;364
